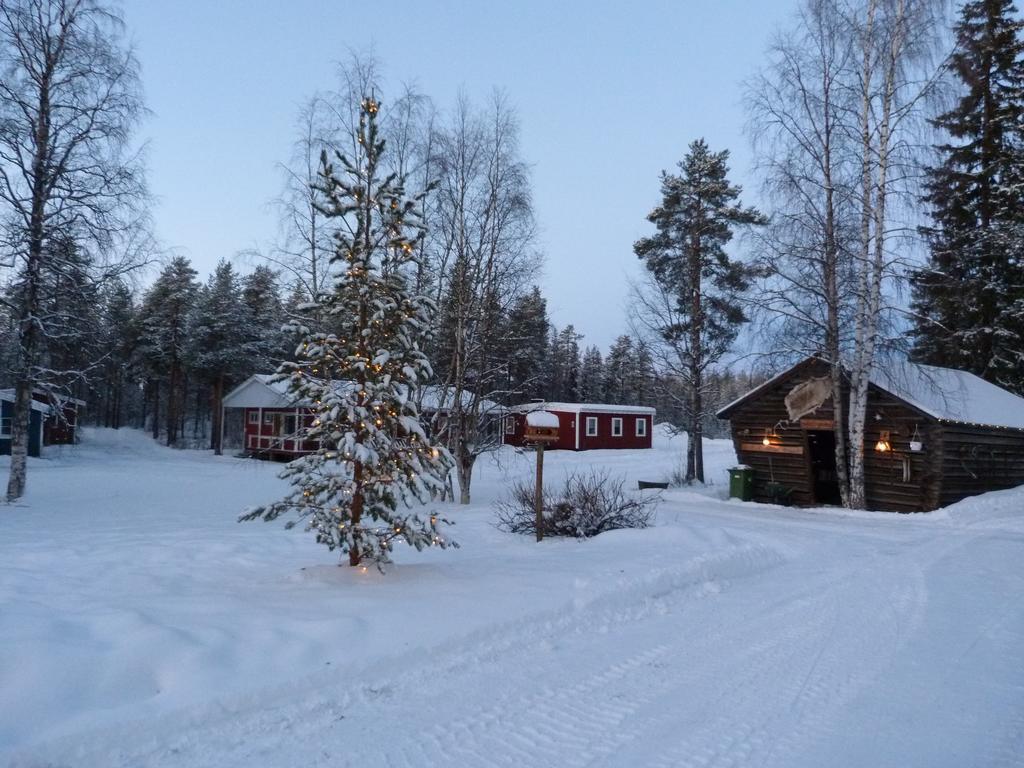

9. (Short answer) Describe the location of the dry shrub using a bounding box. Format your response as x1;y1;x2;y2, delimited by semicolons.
495;470;658;539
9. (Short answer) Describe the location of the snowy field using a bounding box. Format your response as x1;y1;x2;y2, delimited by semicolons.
2;428;1023;767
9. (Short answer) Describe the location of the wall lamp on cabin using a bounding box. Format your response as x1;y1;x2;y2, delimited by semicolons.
762;428;774;447
875;430;892;453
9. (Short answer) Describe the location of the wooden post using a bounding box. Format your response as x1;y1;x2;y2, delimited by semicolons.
535;442;544;542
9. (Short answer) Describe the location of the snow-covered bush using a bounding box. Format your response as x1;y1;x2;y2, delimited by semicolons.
495;471;657;539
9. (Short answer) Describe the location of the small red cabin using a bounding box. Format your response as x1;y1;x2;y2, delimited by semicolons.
221;375;322;460
222;374;504;460
32;391;85;446
503;402;655;451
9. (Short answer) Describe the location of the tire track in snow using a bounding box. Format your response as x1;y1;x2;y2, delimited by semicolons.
10;545;786;768
633;542;932;768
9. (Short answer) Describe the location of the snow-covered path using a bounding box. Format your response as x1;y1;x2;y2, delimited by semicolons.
3;429;1023;767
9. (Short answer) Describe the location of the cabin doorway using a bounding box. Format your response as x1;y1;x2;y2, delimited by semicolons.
806;430;841;505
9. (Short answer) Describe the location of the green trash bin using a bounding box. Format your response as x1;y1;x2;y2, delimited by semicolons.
728;465;754;501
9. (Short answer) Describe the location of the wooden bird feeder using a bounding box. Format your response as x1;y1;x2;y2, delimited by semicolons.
524;410;560;444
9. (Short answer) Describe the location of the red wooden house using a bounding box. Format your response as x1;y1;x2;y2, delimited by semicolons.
221;375;322;459
33;391;85;445
503;402;656;451
223;374;503;460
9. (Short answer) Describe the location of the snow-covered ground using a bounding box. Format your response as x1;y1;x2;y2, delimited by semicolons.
2;427;1023;767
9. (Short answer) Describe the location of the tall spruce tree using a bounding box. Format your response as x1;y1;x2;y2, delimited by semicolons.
634;139;763;483
242;96;454;569
911;0;1024;393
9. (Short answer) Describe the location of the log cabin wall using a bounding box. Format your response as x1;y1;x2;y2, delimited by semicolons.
859;387;939;512
936;423;1024;508
726;360;825;506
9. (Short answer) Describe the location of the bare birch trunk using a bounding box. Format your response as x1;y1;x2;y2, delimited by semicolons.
848;0;902;510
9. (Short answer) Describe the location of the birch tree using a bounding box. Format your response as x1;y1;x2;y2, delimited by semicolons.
431;92;539;503
846;0;943;508
0;0;147;501
747;0;860;505
748;0;943;508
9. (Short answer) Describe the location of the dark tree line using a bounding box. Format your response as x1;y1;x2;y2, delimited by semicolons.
2;257;290;452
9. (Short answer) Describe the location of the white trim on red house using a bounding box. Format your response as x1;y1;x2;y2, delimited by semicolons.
611;417;623;437
585;416;598;436
636;417;647;437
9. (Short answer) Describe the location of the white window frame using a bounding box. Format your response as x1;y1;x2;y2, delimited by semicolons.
263;412;274;425
585;416;598;437
505;416;516;435
611;417;623;437
248;411;259;425
0;416;11;437
636;417;647;437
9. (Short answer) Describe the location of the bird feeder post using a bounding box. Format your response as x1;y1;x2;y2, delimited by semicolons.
534;442;544;542
523;409;560;543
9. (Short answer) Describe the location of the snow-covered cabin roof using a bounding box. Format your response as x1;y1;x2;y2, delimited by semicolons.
873;361;1024;430
222;375;295;408
510;401;656;416
0;390;52;412
222;374;502;414
525;410;560;428
716;357;1024;431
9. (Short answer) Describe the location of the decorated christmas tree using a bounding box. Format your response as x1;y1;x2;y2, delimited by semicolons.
242;96;455;568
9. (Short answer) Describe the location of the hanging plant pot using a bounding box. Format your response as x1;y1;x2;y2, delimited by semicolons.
908;424;923;453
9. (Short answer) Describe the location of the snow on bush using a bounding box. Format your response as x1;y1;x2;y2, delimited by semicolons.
495;470;658;539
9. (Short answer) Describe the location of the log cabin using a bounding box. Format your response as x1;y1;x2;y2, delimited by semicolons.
716;357;1024;512
503;403;656;451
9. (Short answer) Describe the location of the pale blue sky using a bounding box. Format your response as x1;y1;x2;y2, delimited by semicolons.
123;0;798;350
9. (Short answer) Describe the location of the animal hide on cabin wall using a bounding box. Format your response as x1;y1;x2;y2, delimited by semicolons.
784;376;832;422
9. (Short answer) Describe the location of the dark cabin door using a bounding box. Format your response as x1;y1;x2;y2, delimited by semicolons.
806;430;841;505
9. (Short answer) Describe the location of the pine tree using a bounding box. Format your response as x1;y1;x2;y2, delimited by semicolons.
241;265;289;370
578;345;605;402
910;0;1024;393
504;286;549;401
631;341;655;406
548;325;582;401
634;139;763;483
98;280;139;429
242;96;454;569
138;257;200;445
188;260;251;454
604;335;635;403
